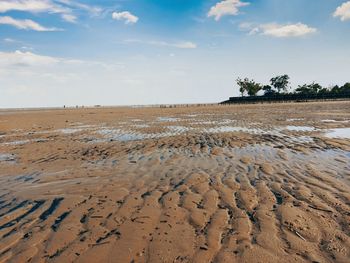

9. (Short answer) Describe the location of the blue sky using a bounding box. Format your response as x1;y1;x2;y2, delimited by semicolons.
0;0;349;108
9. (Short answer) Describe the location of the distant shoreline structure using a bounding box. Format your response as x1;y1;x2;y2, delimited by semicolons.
223;75;350;105
221;92;350;104
0;103;220;111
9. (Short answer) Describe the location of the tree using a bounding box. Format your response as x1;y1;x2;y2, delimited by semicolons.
331;85;341;94
262;85;276;96
236;78;247;96
295;84;310;95
340;83;350;93
236;78;262;96
318;87;330;95
295;82;323;95
270;75;290;94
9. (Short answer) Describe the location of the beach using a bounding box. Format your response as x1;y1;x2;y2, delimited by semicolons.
0;101;349;263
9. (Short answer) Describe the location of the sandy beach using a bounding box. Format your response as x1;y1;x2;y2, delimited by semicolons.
0;101;349;263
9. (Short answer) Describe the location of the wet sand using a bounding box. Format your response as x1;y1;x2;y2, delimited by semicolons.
0;101;349;263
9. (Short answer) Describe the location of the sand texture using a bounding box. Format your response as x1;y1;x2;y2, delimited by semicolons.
0;101;349;263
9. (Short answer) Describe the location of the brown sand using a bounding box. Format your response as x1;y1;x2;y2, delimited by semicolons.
0;101;349;263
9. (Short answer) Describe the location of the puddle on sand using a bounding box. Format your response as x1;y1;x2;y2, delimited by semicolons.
56;128;83;134
286;118;304;122
1;139;49;146
285;126;315;132
167;126;192;133
321;119;349;123
97;129;148;142
14;172;41;183
325;128;350;139
133;124;150;128
207;126;263;134
157;117;180;122
96;127;194;142
1;139;31;146
0;153;16;162
117;134;147;141
280;135;314;144
229;145;348;166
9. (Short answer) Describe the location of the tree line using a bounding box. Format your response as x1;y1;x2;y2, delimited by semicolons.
236;75;350;97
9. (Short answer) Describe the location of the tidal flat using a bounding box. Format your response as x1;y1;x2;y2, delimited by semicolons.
0;101;349;263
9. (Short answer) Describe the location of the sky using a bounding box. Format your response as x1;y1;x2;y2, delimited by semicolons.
0;0;349;108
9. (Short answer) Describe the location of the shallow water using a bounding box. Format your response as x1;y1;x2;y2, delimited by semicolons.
0;153;16;162
1;139;31;145
157;117;180;122
207;126;262;134
56;128;84;134
321;119;349;123
325;128;350;139
286;118;304;122
167;126;192;132
285;126;315;132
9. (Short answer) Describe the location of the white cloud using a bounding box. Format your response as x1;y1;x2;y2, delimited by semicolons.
56;0;102;16
112;11;138;24
0;0;65;13
208;0;249;21
124;39;197;49
241;22;317;38
172;42;197;49
61;13;77;23
333;1;350;21
0;0;101;23
0;50;60;67
0;50;122;70
3;38;19;43
0;16;61;31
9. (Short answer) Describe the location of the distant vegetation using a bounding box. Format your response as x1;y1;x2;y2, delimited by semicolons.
236;75;350;97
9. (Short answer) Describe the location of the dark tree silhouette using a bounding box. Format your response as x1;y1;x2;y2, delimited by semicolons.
233;75;349;101
262;85;276;96
295;82;323;95
270;75;290;94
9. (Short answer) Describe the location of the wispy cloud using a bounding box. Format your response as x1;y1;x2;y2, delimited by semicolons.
61;14;77;23
0;50;60;67
112;11;138;24
56;0;102;16
0;0;65;13
240;22;317;38
0;0;101;23
333;1;350;21
0;16;61;31
124;39;197;49
0;50;123;70
208;0;249;21
3;38;20;43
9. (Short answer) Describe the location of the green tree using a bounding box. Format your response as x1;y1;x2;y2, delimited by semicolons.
340;83;350;93
295;82;323;95
331;85;341;94
270;75;290;94
236;78;262;96
262;85;276;96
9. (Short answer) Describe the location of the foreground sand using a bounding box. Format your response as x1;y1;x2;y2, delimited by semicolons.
0;101;349;263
